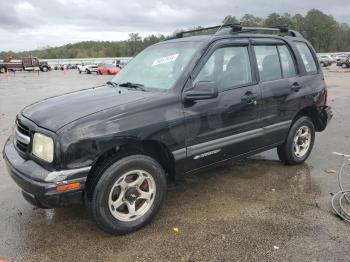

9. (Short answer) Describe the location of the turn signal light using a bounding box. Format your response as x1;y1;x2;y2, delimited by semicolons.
56;182;81;192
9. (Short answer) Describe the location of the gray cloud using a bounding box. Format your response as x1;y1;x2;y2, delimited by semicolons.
1;0;350;51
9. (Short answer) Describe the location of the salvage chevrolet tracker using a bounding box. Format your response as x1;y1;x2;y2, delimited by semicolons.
3;24;332;235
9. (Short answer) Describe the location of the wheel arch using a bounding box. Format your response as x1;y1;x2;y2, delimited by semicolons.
85;139;175;200
292;105;327;132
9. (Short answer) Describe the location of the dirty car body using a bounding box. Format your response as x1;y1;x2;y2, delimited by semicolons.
3;25;332;233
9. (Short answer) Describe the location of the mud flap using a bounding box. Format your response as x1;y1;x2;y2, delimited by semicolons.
314;106;333;131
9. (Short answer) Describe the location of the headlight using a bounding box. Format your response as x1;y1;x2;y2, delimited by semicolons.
32;133;54;163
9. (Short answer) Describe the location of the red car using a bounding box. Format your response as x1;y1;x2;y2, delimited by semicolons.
97;64;121;75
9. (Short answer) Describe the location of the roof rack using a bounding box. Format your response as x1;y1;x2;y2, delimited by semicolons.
168;23;303;40
237;26;303;37
174;23;242;38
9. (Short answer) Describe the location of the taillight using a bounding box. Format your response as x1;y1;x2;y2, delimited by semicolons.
316;89;328;106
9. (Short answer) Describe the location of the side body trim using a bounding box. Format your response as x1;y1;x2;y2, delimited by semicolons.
172;120;291;161
172;148;187;161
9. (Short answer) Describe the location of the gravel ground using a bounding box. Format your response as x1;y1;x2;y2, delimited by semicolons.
0;67;350;262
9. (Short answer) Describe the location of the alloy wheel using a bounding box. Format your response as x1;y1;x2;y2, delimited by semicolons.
293;126;311;158
108;170;156;221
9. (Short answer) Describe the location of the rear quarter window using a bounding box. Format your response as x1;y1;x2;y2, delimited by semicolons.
294;42;318;74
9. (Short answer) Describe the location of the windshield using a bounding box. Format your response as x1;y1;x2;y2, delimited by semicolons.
112;41;201;91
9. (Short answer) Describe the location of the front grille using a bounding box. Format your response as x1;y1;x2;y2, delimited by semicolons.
16;140;28;152
17;120;30;136
14;120;31;153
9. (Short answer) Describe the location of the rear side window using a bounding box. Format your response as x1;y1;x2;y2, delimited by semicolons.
295;42;317;73
254;45;282;82
277;45;297;78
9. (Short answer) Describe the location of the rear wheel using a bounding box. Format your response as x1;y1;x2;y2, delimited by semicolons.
277;116;315;165
341;63;348;69
0;67;6;73
89;155;167;235
86;69;91;74
320;62;325;67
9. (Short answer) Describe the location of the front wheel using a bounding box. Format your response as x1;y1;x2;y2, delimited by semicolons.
277;116;315;165
89;155;167;235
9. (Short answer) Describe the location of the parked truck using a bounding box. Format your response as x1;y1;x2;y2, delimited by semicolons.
0;57;50;73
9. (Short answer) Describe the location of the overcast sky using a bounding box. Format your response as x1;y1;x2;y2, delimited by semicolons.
1;0;350;51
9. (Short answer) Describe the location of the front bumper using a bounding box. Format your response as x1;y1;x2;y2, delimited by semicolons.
3;137;90;208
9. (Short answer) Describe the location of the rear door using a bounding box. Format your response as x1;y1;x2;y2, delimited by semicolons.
251;38;300;146
292;41;326;107
181;38;263;171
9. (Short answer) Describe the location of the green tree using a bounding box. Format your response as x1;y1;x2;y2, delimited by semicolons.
302;9;338;52
241;14;263;26
222;15;238;25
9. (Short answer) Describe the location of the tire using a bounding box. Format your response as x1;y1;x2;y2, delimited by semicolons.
78;70;82;74
341;63;348;69
0;67;6;73
41;66;49;72
86;69;91;74
277;116;315;165
320;62;325;67
89;155;167;235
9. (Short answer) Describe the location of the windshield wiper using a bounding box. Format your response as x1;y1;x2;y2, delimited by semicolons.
118;82;147;91
106;81;118;88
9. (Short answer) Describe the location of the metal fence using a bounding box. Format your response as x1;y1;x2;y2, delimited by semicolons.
43;57;133;66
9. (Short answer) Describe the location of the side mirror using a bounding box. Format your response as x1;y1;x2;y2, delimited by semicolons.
184;81;218;101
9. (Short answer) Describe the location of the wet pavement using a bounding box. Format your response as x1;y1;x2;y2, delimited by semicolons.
0;68;350;261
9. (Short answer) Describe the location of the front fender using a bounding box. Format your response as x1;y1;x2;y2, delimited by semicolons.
57;93;186;169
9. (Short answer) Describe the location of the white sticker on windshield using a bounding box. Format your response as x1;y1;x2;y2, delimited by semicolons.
152;54;179;66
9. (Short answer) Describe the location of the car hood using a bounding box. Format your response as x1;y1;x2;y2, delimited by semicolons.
22;85;160;132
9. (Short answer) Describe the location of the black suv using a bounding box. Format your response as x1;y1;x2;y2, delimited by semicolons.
3;24;332;235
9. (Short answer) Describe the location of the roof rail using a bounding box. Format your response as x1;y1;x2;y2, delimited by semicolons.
166;23;303;40
174;23;242;38
237;26;303;37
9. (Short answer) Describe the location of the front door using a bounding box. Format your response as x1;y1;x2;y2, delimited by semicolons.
182;39;262;172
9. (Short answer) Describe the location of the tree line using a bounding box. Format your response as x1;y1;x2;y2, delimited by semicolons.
1;8;349;60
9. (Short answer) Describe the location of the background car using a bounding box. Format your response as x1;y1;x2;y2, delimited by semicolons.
77;62;98;74
318;55;332;67
338;55;350;68
97;63;121;75
336;55;349;66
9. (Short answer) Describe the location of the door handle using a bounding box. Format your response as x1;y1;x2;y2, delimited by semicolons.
291;82;302;92
241;92;258;105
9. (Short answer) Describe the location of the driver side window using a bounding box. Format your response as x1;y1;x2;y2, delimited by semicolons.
193;46;252;91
